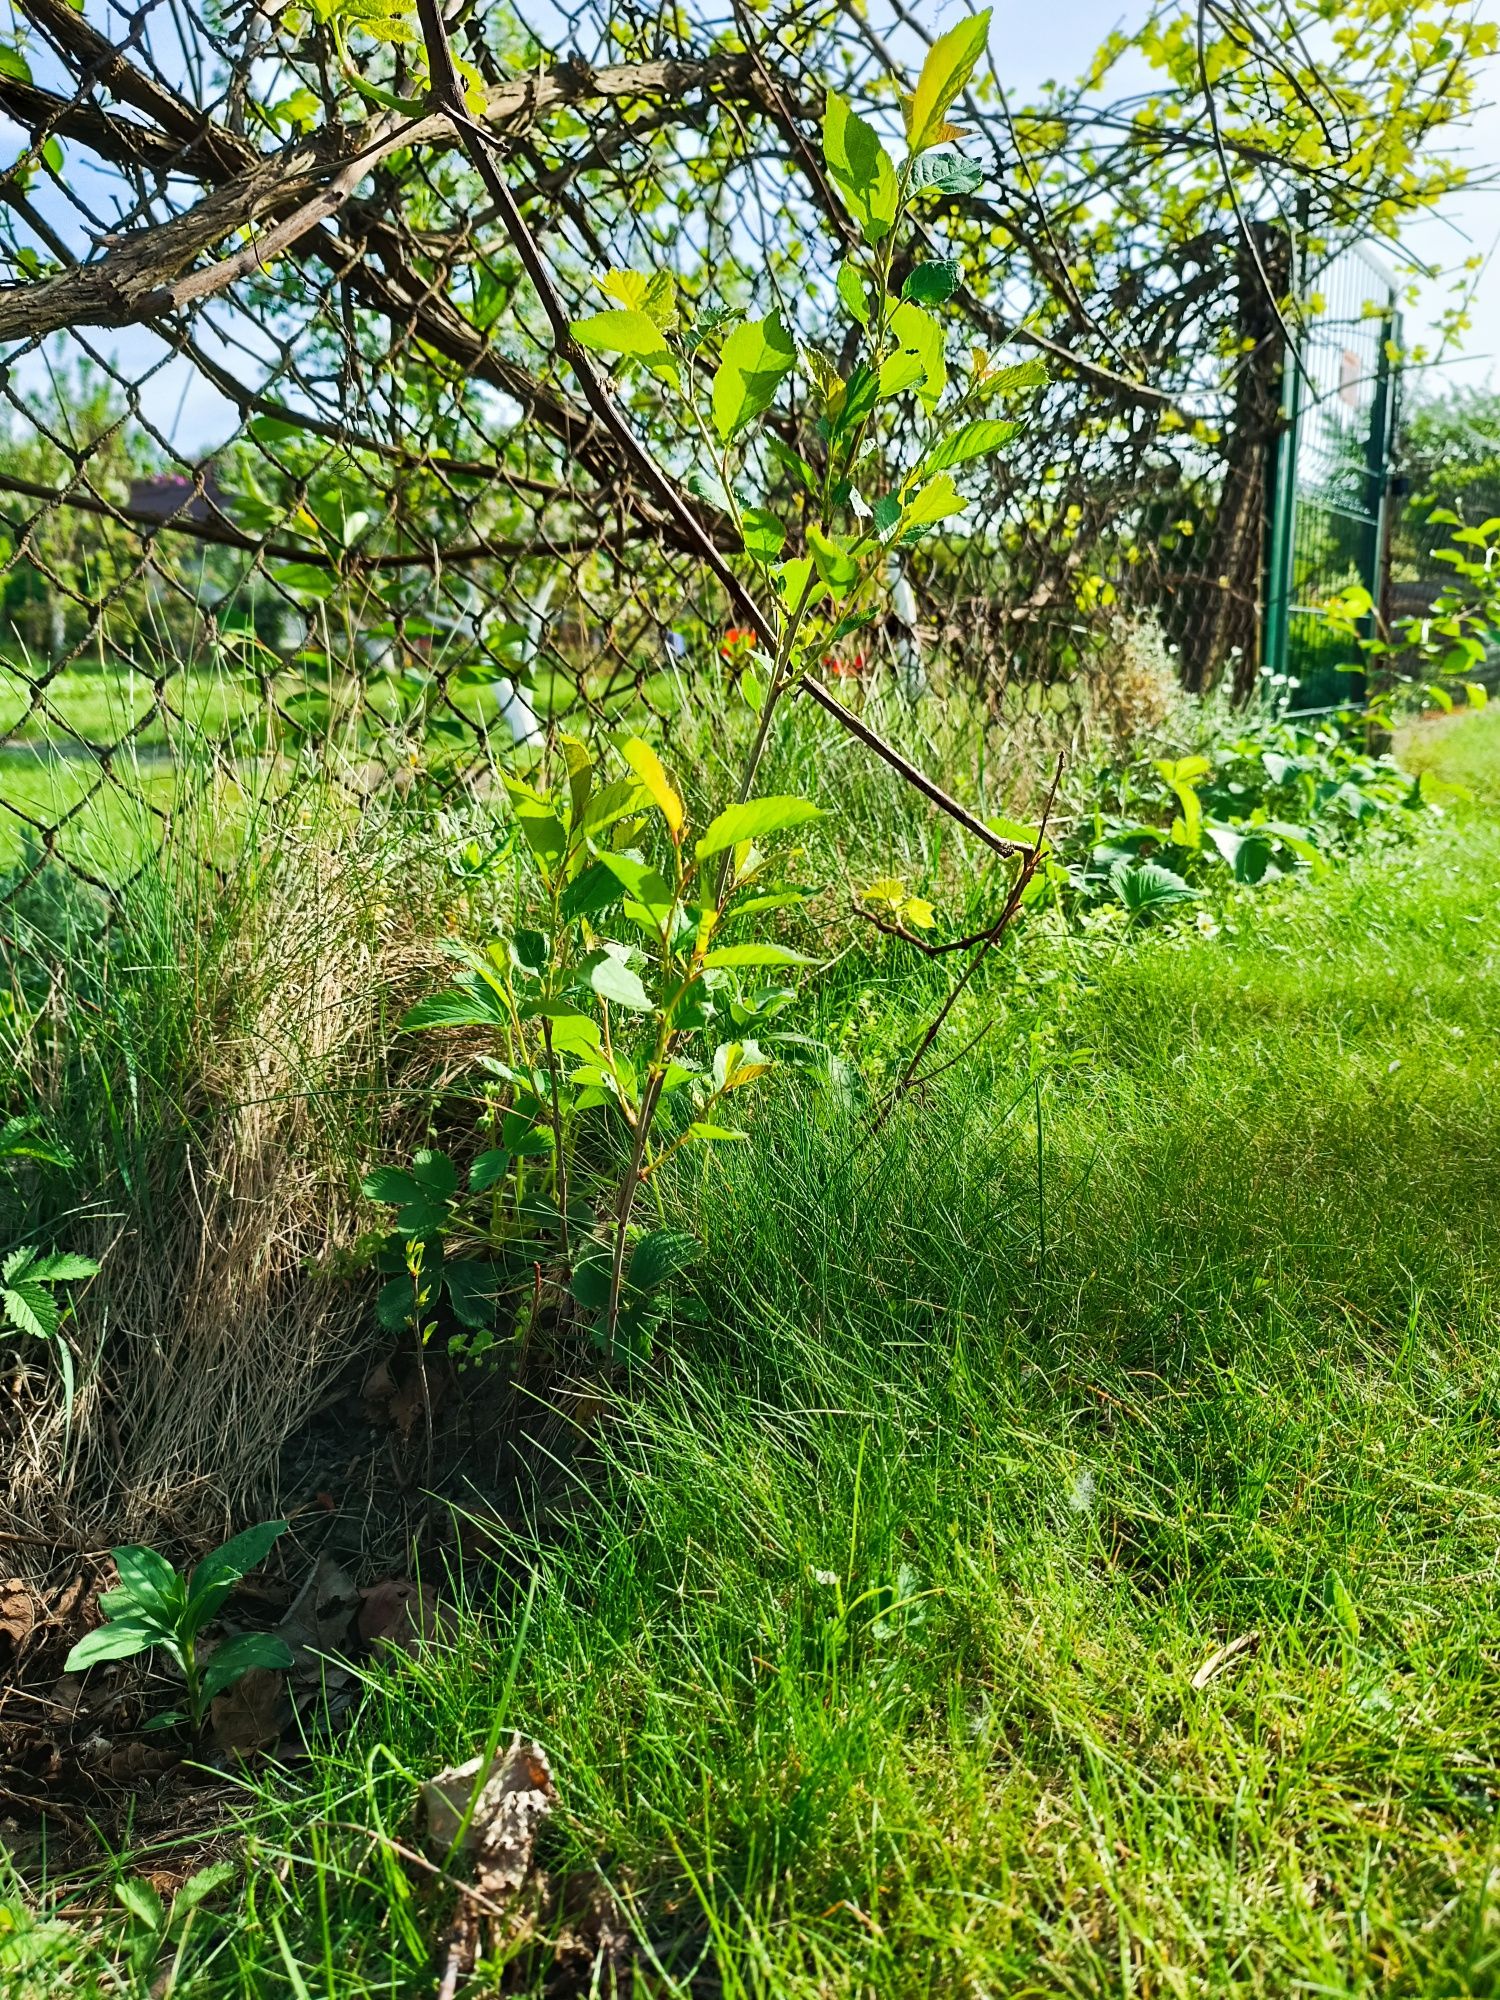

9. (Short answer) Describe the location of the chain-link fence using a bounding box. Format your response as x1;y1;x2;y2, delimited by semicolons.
0;0;1407;908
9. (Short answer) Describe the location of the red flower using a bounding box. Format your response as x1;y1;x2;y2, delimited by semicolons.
823;650;867;678
720;626;756;657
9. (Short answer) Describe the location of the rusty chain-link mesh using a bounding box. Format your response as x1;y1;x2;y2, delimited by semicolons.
0;0;1402;905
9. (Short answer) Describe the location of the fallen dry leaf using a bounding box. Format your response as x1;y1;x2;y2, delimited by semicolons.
358;1578;453;1657
210;1665;292;1757
421;1737;557;2000
0;1579;38;1661
1190;1629;1260;1691
279;1554;362;1666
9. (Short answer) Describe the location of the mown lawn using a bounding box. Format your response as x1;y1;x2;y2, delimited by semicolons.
18;708;1500;1998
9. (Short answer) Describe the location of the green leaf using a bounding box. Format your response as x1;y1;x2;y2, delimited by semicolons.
443;1260;500;1330
400;981;508;1032
823;91;899;245
589;953;654;1013
199;1631;294;1705
26;1253;98;1282
902;259;960;305
807;525;860;597
3;1280;57;1341
979;358;1049;399
560;859;625;923
696;797;823;858
113;1546;182;1615
534;1005;603;1058
1330;1571;1361;1644
775;555;825;612
186;1521;288;1629
922;418;1019;477
569;309;678;385
907;151;984;196
169;1863;238;1929
684;1123;749;1143
115;1878;164;1933
906;10;991;154
712;313;797;441
469;1148;511;1193
620;737;685;836
701;943;811;968
628;1230;700;1291
64;1617;160;1672
888;301;946;408
740;509;786;563
901;473;967;531
877;350;926;401
599;268;677;329
1110;860;1199;916
836;260;870;327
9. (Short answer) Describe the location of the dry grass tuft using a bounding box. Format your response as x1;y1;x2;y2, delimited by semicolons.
4;792;457;1556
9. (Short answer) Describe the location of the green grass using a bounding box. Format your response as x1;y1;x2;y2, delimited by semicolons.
15;712;1500;1997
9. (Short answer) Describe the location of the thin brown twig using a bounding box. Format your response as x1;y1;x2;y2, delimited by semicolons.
872;754;1063;1129
413;0;1038;870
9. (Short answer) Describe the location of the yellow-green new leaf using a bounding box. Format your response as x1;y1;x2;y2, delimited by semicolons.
571;309;678;385
712;313;797;441
702;942;811;968
601;268;678;329
889;300;946;408
823;91;899;245
807;524;860;597
836;259;871;327
906;10;992;156
740;509;786;563
620;737;685;838
922;417;1019;476
902;472;968;530
696;796;823;859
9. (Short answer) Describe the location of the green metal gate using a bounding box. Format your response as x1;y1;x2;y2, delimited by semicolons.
1263;240;1401;710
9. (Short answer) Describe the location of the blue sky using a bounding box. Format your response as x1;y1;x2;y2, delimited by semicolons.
11;0;1498;451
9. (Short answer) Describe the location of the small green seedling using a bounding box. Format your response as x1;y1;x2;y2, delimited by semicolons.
1;1245;98;1435
115;1861;237;1991
65;1521;293;1733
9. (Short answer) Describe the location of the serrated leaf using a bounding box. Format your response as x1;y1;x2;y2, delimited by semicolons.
889;300;946;408
1110;860;1199;915
740;508;786;563
469;1148;511;1192
902;259;960;305
906;10;992;155
400;982;508;1032
823;91;899;245
25;1252;98;1282
116;1876;165;1935
3;1280;57;1340
807;525;859;597
712;312;797;441
696;796;823;858
836;259;870;327
600;268;677;329
570;308;678;385
902;472;967;530
922;418;1019;477
907;151;985;196
628;1230;700;1291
